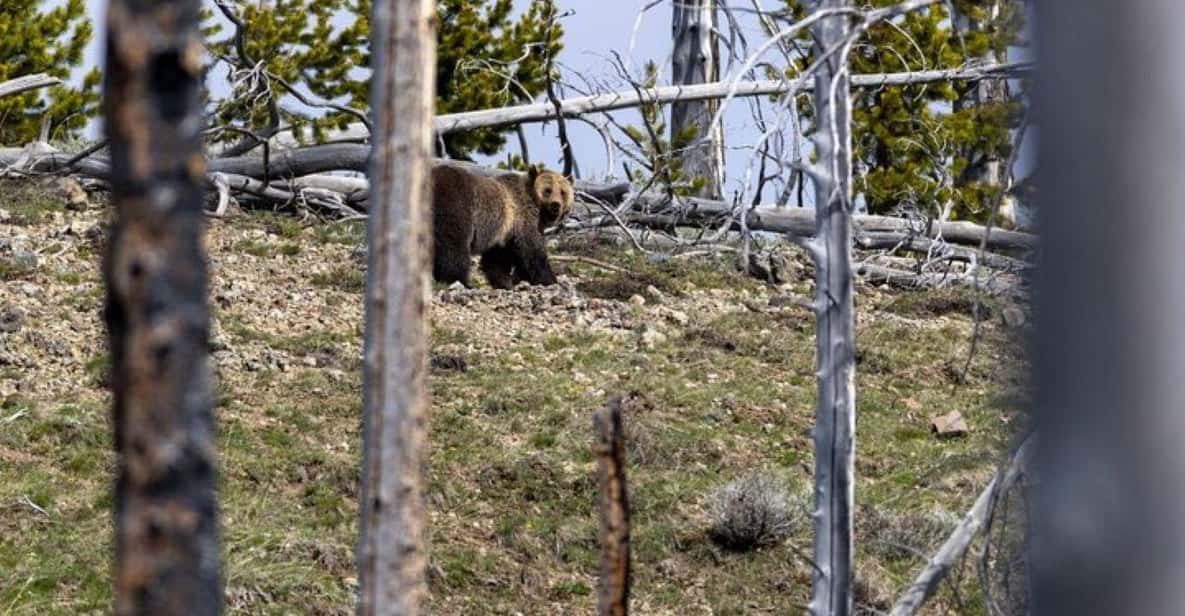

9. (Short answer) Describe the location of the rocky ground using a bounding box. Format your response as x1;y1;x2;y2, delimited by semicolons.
1;178;1028;615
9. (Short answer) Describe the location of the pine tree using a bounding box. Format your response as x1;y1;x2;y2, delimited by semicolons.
782;0;1023;222
204;0;563;160
0;0;100;145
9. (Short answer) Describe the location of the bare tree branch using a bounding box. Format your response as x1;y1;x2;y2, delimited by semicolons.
0;74;61;99
889;436;1035;616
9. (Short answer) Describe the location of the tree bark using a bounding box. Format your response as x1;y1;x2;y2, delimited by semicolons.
355;0;435;614
103;0;220;613
808;2;856;615
952;1;1010;218
1031;2;1185;614
671;0;723;198
594;398;631;616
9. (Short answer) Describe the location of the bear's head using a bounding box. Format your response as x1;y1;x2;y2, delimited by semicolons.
528;165;574;229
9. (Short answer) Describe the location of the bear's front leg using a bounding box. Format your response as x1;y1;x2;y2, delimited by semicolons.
510;234;558;286
480;245;517;289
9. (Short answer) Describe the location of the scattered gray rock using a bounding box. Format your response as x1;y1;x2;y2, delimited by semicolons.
638;325;667;350
0;307;24;334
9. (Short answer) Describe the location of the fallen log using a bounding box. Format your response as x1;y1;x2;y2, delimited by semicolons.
0;145;1036;253
855;263;1021;296
230;62;1030;151
855;233;1032;272
619;196;1037;252
206;146;631;205
0;144;632;206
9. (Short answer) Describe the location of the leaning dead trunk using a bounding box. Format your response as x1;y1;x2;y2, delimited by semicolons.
104;0;221;613
355;0;436;614
807;2;857;615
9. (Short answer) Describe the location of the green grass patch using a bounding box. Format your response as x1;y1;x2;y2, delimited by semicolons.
312;266;365;293
0;179;67;226
0;225;1026;614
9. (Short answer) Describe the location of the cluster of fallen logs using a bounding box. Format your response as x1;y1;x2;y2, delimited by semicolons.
0;140;1034;297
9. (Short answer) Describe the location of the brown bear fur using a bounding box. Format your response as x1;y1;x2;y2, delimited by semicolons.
431;163;574;289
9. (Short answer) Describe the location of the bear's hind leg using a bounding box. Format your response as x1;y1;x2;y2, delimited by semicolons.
433;238;473;287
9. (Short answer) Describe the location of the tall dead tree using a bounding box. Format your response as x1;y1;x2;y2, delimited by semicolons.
952;1;1010;205
671;0;723;198
806;1;856;615
103;0;220;613
355;0;436;613
1031;1;1185;614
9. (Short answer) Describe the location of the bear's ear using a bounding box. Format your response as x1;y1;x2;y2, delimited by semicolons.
527;163;542;184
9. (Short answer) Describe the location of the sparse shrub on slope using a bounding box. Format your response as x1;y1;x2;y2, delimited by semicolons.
708;471;805;551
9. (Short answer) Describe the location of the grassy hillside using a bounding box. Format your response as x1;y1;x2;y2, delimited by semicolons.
0;178;1028;614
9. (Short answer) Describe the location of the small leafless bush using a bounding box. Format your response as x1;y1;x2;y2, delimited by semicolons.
708;471;803;551
860;506;959;562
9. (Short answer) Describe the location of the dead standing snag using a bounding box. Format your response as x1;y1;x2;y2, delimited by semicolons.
103;0;221;613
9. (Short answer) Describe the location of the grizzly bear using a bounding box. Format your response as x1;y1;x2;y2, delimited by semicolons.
431;163;574;289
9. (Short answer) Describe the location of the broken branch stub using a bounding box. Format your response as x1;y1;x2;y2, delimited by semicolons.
594;398;631;616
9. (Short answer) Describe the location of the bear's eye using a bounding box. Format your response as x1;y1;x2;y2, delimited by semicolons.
543;188;553;197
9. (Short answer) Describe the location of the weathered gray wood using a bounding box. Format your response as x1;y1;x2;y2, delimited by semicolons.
355;0;435;613
671;0;723;198
0;73;61;99
1031;2;1185;615
202;147;631;206
222;62;1029;151
855;263;1020;296
435;62;1028;135
854;233;1031;272
808;2;856;615
626;194;1037;251
889;436;1034;616
0;145;1034;255
103;0;220;613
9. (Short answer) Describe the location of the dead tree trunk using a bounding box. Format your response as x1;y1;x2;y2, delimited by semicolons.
671;0;723;198
807;2;856;615
952;1;1009;186
355;0;436;613
1031;2;1185;614
103;0;220;613
594;398;631;616
951;1;1011;223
